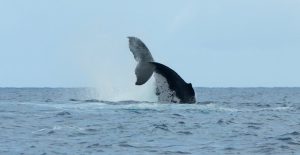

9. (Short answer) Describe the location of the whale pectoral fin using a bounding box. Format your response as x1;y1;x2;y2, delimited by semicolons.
150;62;196;103
135;62;154;85
128;37;154;62
128;37;155;85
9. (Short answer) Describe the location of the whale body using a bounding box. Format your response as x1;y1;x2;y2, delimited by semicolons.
128;37;196;103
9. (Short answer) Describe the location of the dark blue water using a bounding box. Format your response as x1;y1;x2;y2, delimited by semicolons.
0;88;300;154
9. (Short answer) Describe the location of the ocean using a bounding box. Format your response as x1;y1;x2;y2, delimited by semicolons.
0;88;299;154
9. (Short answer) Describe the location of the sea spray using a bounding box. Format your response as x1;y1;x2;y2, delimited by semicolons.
73;37;157;102
94;76;158;102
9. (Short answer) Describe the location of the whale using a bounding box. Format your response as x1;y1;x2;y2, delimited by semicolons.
128;37;196;104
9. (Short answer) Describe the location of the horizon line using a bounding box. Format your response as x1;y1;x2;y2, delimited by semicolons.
1;86;300;89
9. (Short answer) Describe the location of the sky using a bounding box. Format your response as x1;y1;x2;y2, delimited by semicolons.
0;0;300;88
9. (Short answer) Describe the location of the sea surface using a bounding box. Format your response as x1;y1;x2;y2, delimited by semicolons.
0;88;300;155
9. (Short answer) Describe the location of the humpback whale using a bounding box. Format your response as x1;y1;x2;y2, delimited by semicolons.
128;37;196;104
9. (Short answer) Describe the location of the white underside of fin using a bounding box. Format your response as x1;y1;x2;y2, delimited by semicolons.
154;73;180;103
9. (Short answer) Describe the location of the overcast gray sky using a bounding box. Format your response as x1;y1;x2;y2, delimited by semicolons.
1;0;300;88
